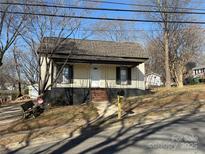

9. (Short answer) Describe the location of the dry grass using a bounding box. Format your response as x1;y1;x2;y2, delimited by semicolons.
0;104;98;146
1;104;98;133
1;85;205;147
122;84;205;125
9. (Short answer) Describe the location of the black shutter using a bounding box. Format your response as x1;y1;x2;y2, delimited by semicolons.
69;65;73;84
127;67;131;85
116;67;121;85
56;65;63;83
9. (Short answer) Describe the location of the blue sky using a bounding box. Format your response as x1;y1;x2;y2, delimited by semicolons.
73;0;158;44
80;0;152;32
4;0;205;58
66;0;205;44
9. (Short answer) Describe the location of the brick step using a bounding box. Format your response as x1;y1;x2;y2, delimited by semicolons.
92;92;107;94
91;89;108;101
92;93;107;97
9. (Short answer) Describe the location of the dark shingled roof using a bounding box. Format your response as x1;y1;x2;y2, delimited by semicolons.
38;37;148;65
38;37;148;59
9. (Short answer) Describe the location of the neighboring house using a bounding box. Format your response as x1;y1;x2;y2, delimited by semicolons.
0;83;16;90
0;79;27;91
145;73;163;88
37;37;149;104
28;84;39;99
192;65;205;78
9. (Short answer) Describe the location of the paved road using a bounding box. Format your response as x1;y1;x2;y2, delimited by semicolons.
0;104;22;125
2;112;205;154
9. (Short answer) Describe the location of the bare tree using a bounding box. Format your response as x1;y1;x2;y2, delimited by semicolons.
19;0;94;95
17;48;39;86
196;52;205;66
0;0;28;67
145;37;166;82
146;25;204;87
145;0;192;87
169;26;204;87
0;55;17;90
93;20;139;42
12;44;23;96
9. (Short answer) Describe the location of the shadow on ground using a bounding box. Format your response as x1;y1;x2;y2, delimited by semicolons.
1;90;205;154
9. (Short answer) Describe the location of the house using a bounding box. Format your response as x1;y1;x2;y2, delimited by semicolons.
0;83;16;90
192;65;205;78
145;73;163;88
28;84;39;99
37;37;149;104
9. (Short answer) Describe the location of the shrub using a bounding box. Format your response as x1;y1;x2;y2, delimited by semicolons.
23;88;29;95
11;92;19;100
185;77;200;85
199;78;205;83
0;90;19;102
192;77;200;84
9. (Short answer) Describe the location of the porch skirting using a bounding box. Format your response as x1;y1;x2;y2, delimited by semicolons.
44;88;146;105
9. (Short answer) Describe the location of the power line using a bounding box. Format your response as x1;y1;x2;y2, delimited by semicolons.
80;0;205;12
79;28;205;32
2;10;205;24
73;28;145;31
2;2;205;15
10;25;205;32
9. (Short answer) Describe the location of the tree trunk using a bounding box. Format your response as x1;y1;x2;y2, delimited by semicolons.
13;47;22;97
162;0;171;88
177;76;183;88
0;52;3;67
164;30;171;88
175;67;184;88
18;82;23;97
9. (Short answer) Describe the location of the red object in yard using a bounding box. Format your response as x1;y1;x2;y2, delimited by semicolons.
37;97;44;104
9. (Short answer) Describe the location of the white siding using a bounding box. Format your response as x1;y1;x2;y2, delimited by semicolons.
54;63;145;90
40;56;146;90
40;56;52;90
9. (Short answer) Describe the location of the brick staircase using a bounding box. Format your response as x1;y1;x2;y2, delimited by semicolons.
91;88;108;102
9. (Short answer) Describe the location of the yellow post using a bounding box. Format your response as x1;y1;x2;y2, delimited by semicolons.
117;95;123;119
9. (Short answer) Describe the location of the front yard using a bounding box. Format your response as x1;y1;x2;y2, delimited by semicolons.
122;84;205;125
0;104;98;147
0;84;205;148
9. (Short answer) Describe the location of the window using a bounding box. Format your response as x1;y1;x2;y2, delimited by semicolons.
116;67;131;85
56;65;73;84
62;67;70;83
120;68;128;84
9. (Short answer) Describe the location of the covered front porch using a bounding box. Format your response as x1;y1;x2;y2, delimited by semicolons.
44;58;146;104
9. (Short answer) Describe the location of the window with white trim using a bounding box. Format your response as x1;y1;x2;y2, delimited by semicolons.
116;66;131;85
56;65;73;84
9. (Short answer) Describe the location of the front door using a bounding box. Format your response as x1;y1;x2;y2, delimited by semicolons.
91;65;101;87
